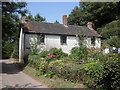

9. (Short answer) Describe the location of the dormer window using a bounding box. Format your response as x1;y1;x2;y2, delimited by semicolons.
61;35;67;45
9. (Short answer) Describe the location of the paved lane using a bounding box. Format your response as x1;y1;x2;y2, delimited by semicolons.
1;59;48;88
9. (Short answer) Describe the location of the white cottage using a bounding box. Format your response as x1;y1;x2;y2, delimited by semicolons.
19;15;101;63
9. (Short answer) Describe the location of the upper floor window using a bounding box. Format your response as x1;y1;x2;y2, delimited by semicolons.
61;35;67;45
91;37;95;45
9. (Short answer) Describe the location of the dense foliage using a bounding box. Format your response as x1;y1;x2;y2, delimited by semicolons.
69;46;87;60
54;20;60;24
98;20;120;38
2;1;46;59
49;48;68;59
26;13;46;22
97;20;120;48
68;2;120;29
28;52;120;89
107;36;120;48
2;2;27;58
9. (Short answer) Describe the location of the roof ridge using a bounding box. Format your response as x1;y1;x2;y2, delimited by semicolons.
28;21;86;27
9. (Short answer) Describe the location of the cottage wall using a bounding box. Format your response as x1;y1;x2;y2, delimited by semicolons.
24;34;101;55
19;28;25;63
95;38;101;48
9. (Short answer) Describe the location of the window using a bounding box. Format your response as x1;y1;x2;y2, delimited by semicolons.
40;34;45;44
91;37;95;45
38;34;44;44
61;35;67;45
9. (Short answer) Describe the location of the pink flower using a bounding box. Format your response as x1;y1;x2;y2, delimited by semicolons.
52;55;56;57
49;55;53;57
48;53;50;56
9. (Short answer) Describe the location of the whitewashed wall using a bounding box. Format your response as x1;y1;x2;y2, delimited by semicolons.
95;38;101;48
19;28;25;63
24;34;101;55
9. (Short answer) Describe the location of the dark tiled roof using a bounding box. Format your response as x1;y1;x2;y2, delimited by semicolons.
22;21;101;37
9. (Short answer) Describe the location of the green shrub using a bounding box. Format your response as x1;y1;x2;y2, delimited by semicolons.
88;52;106;61
82;54;120;89
28;54;48;75
39;50;49;57
28;50;120;90
47;60;82;82
49;48;68;59
107;36;120;48
69;46;88;60
103;54;120;90
82;61;105;89
38;60;48;75
28;55;42;69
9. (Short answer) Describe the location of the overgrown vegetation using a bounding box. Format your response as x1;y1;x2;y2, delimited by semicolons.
27;45;120;89
23;66;83;88
97;20;120;48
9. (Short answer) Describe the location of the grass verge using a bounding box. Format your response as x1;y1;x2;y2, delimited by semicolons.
22;66;84;88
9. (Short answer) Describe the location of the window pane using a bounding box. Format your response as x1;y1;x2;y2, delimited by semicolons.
61;35;67;45
91;37;95;45
40;34;44;44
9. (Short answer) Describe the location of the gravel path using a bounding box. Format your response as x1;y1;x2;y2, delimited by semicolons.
1;59;48;88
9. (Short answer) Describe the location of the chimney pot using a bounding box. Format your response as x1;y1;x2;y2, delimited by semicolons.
87;22;93;30
21;16;26;23
62;15;67;25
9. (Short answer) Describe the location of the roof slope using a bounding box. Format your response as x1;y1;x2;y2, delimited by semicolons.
22;21;101;37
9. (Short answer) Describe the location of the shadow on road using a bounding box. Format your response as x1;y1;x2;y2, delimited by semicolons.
2;60;27;74
2;83;43;88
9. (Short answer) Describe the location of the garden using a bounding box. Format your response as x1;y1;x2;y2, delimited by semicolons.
27;45;120;89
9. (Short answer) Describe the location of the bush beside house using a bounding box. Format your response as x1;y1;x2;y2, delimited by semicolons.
27;47;120;89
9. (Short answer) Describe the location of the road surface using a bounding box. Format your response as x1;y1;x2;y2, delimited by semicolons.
1;59;48;88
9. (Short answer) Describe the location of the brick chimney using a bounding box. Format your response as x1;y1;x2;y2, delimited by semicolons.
21;16;26;23
62;15;67;25
87;22;93;30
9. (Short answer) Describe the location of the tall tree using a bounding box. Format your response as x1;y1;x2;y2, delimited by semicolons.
26;13;46;22
97;20;120;48
26;14;34;21
34;13;46;22
68;2;120;29
2;2;28;58
54;20;60;24
98;20;120;38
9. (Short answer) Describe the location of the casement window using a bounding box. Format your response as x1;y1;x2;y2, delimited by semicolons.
91;37;95;45
40;34;45;44
61;35;67;45
37;34;44;44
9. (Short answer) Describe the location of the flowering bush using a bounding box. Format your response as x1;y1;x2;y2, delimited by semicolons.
44;53;57;62
39;50;49;58
46;53;56;58
49;48;68;59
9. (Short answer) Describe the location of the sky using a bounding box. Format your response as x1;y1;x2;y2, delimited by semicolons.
26;2;79;24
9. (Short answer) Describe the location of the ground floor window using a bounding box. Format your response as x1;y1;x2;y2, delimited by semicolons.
60;35;67;45
91;37;95;45
37;34;45;44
